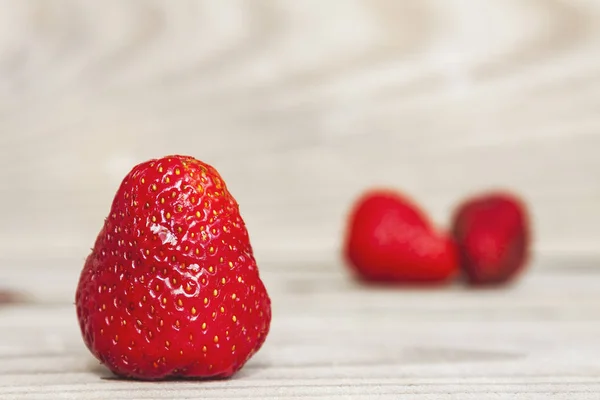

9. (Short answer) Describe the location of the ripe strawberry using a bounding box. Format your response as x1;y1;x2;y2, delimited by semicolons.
451;191;530;285
344;189;458;283
75;155;271;380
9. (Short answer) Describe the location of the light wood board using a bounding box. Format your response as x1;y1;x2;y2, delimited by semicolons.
1;263;600;399
1;1;600;398
0;0;599;261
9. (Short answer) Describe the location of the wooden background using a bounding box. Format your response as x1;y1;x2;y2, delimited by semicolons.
0;0;599;265
1;1;600;398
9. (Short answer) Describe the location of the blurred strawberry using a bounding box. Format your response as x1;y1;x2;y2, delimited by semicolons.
451;191;530;285
344;189;458;283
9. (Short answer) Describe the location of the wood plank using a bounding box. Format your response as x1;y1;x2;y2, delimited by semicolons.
1;270;600;399
1;1;600;398
0;0;599;261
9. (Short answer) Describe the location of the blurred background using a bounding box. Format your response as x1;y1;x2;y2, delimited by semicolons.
0;0;599;299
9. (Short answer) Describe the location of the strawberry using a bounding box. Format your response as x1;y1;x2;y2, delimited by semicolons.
451;191;530;285
343;189;458;283
75;155;271;380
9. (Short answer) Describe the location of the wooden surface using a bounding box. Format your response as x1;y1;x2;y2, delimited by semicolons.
2;264;600;399
0;0;599;262
1;0;600;398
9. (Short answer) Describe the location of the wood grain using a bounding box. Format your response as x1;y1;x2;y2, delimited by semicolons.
1;2;600;398
0;0;599;264
1;268;600;399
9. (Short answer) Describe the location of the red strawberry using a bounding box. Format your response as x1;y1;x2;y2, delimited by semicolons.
344;189;458;283
451;191;530;285
75;155;271;380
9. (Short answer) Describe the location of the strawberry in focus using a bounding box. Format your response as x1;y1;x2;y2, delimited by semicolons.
451;191;530;285
344;189;458;283
75;155;271;380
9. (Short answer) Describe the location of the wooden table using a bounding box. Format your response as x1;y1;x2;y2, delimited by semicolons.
1;0;600;398
1;260;600;399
